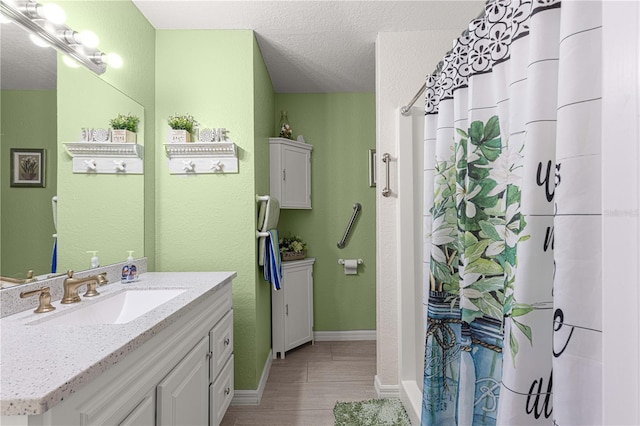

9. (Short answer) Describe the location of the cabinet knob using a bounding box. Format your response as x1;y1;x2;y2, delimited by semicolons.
282;169;286;181
224;387;231;395
206;351;213;360
224;337;230;346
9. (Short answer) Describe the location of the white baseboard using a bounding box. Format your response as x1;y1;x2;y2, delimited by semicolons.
314;330;376;341
400;380;422;425
231;349;273;405
374;374;400;398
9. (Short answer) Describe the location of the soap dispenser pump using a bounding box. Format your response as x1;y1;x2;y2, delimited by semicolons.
121;251;138;283
87;251;99;269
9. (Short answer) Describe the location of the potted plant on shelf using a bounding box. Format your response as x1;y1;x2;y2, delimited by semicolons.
279;235;308;261
109;113;140;143
168;113;198;143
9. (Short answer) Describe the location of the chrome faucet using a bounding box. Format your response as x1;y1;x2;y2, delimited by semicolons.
61;270;108;304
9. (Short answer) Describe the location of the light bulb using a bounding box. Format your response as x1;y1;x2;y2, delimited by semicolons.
79;30;98;48
62;55;80;68
40;3;66;25
29;33;50;48
106;53;123;68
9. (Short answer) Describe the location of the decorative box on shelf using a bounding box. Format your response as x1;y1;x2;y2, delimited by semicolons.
169;129;191;143
164;142;238;174
111;129;137;143
63;142;144;174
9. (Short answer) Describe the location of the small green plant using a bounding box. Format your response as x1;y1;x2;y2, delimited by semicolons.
279;235;307;253
167;113;198;134
109;113;140;132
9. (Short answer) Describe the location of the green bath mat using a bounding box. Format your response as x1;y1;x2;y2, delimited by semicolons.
333;398;411;426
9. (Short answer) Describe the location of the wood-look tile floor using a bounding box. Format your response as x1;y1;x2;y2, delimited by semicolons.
221;340;377;425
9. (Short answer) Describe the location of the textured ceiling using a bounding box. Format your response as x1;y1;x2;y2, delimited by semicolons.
1;1;484;92
133;0;484;93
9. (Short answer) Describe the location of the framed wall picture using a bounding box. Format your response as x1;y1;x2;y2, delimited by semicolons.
10;148;45;188
368;148;376;187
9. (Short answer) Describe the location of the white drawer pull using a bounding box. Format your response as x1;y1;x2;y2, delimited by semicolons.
224;387;231;395
206;351;213;360
224;337;230;346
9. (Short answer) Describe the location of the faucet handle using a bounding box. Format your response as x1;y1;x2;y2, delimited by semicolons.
84;273;108;298
20;287;56;314
66;270;74;278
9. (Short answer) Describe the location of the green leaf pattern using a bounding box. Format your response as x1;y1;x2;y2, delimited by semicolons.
428;115;533;361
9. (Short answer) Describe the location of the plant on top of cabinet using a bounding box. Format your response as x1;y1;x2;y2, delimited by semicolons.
279;235;307;261
168;113;198;143
279;110;293;139
110;113;139;143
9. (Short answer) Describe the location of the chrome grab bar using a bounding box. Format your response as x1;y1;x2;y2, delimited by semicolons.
337;203;361;249
382;153;391;197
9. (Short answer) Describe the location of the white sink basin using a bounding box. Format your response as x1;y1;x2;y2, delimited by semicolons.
32;289;187;326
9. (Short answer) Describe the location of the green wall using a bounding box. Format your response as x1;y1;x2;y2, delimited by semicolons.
274;93;376;331
57;67;145;270
253;37;275;384
1;91;57;278
156;30;272;390
58;0;157;271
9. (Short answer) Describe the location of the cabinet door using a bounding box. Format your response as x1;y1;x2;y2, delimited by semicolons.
117;392;155;426
209;309;233;382
282;145;311;209
210;355;234;426
157;337;209;426
284;266;313;351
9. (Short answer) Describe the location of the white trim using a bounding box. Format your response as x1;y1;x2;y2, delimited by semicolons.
396;107;426;406
400;380;422;426
374;375;400;398
602;2;640;424
313;330;376;341
230;350;272;406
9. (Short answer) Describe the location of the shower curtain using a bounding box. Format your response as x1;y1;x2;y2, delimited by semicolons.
422;0;602;424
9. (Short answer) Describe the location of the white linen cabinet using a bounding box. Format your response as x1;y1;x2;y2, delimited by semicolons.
269;138;313;209
271;258;315;359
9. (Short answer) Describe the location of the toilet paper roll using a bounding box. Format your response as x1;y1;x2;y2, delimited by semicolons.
344;259;358;275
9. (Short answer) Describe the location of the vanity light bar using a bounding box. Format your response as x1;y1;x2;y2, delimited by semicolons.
0;0;107;75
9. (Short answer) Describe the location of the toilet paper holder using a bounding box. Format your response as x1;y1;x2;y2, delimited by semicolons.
338;259;364;265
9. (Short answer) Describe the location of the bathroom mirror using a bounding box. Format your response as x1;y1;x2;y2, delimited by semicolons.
1;20;145;285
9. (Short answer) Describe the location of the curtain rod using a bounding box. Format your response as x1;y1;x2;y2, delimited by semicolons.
400;7;486;116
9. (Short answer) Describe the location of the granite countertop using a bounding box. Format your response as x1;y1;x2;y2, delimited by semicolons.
0;271;236;417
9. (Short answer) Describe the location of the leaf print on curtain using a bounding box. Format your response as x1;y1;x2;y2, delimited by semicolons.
425;114;531;425
421;0;603;425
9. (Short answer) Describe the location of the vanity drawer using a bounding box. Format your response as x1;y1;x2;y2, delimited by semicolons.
210;355;234;426
209;309;233;382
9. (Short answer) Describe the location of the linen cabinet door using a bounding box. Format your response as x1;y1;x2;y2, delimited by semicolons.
283;265;313;351
281;144;311;208
156;336;209;426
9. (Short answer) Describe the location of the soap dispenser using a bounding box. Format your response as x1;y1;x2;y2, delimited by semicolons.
87;251;99;269
121;251;138;283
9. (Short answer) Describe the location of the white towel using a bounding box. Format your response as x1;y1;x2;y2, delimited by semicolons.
258;197;280;266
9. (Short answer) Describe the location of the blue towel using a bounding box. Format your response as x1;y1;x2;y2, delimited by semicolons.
263;229;282;290
51;238;57;273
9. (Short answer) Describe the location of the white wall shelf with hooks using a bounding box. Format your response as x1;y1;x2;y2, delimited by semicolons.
164;142;239;174
63;142;144;174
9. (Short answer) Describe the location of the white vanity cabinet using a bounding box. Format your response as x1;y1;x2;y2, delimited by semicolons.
272;258;315;359
8;279;235;426
157;336;209;426
269;138;313;209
